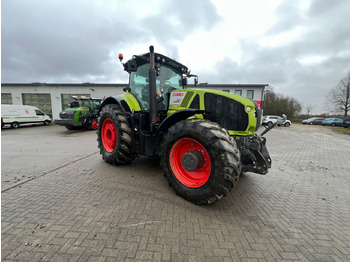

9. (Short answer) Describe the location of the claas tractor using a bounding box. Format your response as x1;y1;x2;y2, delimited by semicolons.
97;46;271;204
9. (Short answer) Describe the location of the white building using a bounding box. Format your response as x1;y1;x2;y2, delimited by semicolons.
1;83;268;119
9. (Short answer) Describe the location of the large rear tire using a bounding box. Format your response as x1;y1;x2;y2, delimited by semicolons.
97;104;134;165
161;119;242;205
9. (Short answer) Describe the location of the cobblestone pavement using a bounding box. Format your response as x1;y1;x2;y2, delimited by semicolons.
2;124;350;261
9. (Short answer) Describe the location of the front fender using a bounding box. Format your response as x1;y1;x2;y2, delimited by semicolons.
156;109;205;136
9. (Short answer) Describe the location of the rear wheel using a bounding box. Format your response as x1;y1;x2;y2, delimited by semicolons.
11;122;19;129
97;104;134;165
161;119;242;205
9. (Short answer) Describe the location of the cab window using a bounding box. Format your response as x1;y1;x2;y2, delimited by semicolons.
35;110;44;116
129;64;183;111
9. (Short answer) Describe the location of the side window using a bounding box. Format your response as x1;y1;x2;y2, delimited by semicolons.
35;110;44;116
235;90;242;96
247;90;254;99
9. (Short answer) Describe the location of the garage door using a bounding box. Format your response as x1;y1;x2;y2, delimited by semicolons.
22;93;52;118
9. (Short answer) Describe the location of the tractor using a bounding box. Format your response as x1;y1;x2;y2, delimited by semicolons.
97;46;271;204
55;96;102;130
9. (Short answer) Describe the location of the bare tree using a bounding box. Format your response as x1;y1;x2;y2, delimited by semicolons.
305;104;314;116
327;72;350;117
264;87;302;119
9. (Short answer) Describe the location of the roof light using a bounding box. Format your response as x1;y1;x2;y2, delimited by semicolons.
118;53;123;61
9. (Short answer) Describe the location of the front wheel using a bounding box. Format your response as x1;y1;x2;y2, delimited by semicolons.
161;119;242;205
284;122;290;127
97;104;134;165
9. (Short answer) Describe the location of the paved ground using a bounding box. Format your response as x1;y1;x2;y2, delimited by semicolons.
1;124;350;261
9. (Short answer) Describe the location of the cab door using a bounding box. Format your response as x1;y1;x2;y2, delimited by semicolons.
35;109;46;123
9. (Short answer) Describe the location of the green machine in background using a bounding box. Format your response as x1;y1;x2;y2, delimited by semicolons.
55;96;102;130
97;46;271;204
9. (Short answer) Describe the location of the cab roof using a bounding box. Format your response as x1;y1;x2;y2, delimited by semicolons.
124;52;188;75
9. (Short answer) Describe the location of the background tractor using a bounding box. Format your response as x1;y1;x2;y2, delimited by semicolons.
97;46;271;204
55;96;102;130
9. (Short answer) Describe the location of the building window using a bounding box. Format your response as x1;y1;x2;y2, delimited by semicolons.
1;93;12;104
222;90;230;93
22;93;52;117
247;90;254;99
235;90;242;96
61;94;90;109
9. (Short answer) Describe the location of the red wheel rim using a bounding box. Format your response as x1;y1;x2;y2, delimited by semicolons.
169;138;211;188
101;119;117;152
92;120;98;130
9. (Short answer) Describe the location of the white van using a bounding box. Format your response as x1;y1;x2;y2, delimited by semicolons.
1;105;51;129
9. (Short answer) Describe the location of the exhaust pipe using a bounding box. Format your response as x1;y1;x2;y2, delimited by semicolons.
148;46;157;131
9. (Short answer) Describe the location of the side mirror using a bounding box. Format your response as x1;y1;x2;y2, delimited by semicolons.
182;78;187;86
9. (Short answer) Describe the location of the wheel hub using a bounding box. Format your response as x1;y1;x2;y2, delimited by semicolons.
181;150;204;172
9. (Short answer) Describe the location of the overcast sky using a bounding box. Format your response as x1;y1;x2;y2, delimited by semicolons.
2;0;350;114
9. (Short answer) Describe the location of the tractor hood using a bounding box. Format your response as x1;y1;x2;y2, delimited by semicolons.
168;88;260;136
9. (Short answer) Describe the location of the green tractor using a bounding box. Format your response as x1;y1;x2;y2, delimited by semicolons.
55;96;102;130
97;46;271;204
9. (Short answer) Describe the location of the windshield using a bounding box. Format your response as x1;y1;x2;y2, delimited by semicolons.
129;64;183;110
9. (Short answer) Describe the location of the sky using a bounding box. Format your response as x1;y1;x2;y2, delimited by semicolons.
2;0;350;114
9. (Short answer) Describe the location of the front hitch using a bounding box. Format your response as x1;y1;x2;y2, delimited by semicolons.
235;135;272;175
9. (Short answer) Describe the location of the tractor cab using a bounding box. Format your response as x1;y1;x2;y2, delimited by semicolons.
129;63;184;112
121;51;190;117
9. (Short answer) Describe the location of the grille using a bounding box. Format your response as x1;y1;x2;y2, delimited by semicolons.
204;93;248;131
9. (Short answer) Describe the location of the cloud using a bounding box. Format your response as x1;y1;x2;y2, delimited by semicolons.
1;0;350;114
1;0;221;83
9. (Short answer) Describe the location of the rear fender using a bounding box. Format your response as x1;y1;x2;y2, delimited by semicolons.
99;96;132;115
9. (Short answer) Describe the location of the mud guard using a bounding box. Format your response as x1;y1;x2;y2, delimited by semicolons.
99;96;132;115
156;109;205;137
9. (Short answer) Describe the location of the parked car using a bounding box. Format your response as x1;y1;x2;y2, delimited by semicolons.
1;104;51;129
321;118;343;127
262;115;291;127
302;117;325;125
343;116;350;128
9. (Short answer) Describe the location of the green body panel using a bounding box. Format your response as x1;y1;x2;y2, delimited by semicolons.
119;92;142;111
167;88;258;136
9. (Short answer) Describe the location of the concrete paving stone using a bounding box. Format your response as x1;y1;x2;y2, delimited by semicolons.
2;125;350;261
